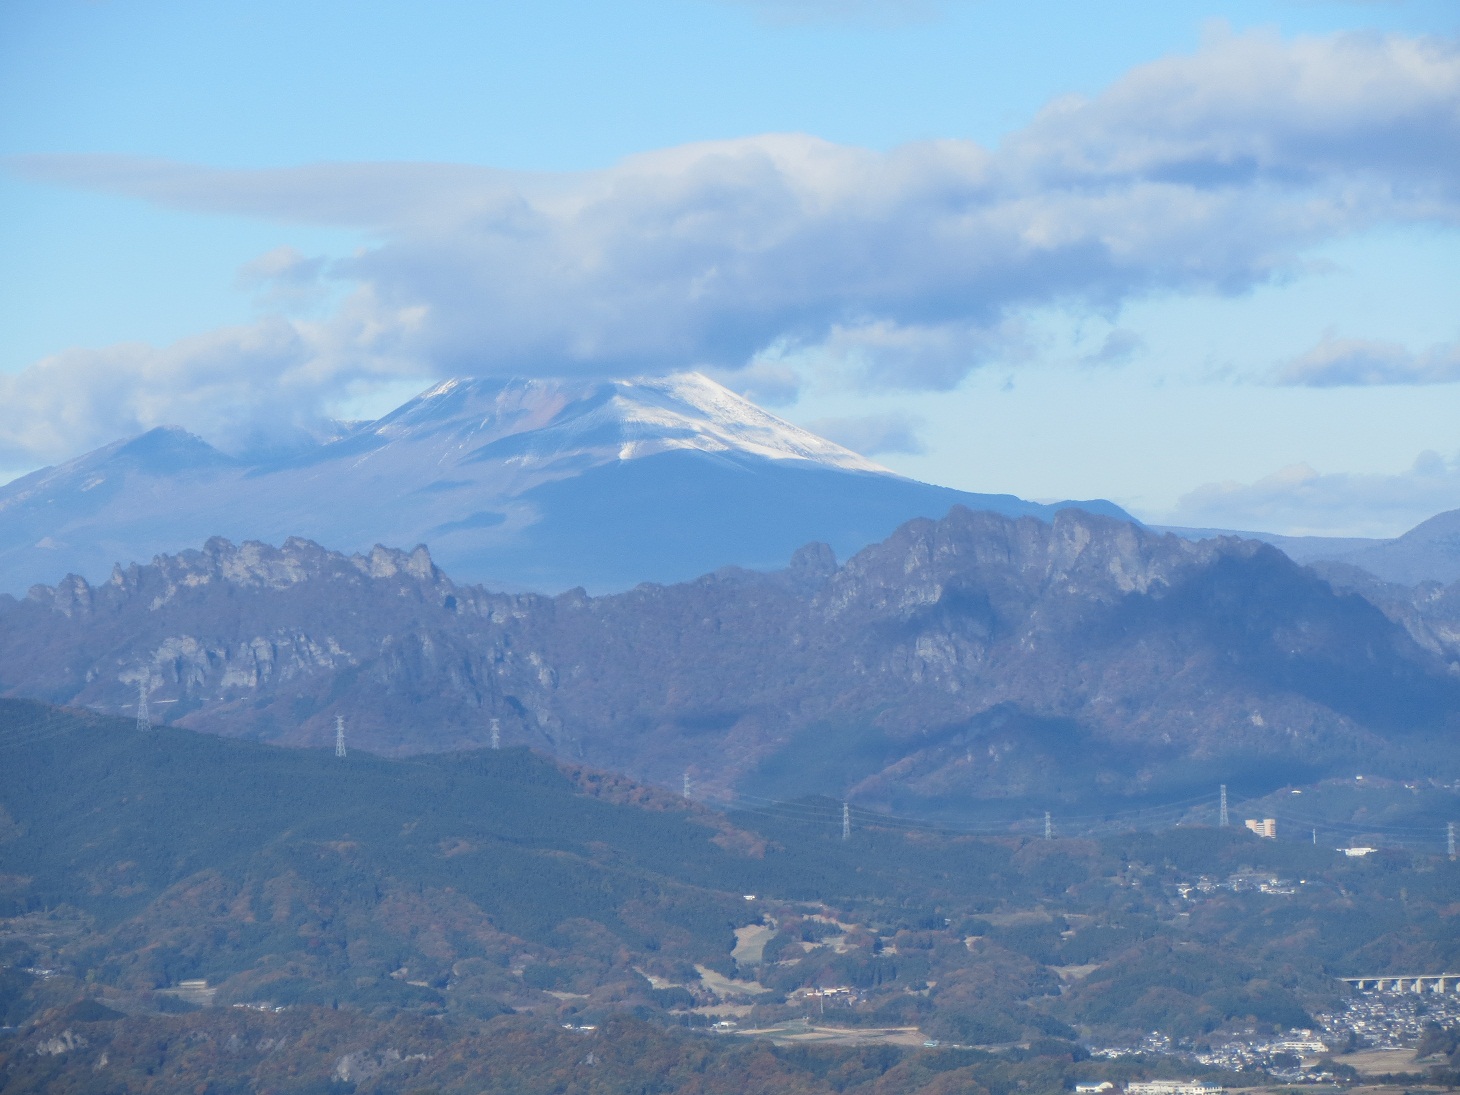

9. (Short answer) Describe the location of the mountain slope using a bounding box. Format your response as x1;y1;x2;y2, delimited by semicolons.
2;508;1453;816
1163;506;1460;587
1299;507;1460;586
0;373;1126;595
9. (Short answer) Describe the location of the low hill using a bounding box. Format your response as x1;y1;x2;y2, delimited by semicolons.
2;699;1458;1094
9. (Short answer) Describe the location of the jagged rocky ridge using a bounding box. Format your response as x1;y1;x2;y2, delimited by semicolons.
2;506;1457;814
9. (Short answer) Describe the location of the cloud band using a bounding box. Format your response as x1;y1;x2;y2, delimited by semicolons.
5;27;1459;463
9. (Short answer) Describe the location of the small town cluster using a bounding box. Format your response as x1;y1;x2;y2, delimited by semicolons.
1088;987;1460;1089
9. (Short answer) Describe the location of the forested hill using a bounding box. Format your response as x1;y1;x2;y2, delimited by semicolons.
3;700;1459;1094
0;697;764;953
0;695;1167;1000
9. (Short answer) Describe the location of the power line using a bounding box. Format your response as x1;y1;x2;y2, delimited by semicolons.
0;705;1448;855
718;793;1016;835
135;676;152;733
718;792;1086;839
1266;810;1451;835
715;786;1459;851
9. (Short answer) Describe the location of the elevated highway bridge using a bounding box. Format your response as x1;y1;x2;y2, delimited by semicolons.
1342;974;1458;994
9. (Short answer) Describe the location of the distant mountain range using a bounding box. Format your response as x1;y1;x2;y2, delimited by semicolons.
4;506;1455;816
1162;509;1460;588
8;369;1460;597
0;373;1127;596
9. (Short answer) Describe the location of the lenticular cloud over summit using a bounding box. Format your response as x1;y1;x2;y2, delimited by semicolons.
7;27;1460;466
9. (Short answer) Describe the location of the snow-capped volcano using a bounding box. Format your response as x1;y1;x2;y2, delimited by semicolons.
0;373;1127;594
360;372;889;475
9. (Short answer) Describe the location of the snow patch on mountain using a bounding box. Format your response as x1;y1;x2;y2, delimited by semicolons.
0;370;1125;595
361;372;890;475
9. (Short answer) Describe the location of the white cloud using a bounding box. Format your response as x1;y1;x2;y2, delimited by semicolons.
236;245;324;287
1170;451;1460;537
703;358;803;406
0;307;431;466
801;318;1030;391
1082;328;1145;367
235;245;332;315
1277;330;1460;385
1002;25;1460;194
6;27;1460;462
805;411;927;455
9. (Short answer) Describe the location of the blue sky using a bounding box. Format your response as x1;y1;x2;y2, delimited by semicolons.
3;0;1459;535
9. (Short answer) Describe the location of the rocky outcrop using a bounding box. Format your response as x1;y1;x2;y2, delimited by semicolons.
34;1029;87;1056
2;507;1454;808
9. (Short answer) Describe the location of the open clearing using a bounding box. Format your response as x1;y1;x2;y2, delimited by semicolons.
732;1022;926;1047
694;964;772;998
731;923;775;966
1332;1048;1423;1076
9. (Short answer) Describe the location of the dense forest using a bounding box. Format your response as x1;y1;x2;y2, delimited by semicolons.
2;699;1458;1093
